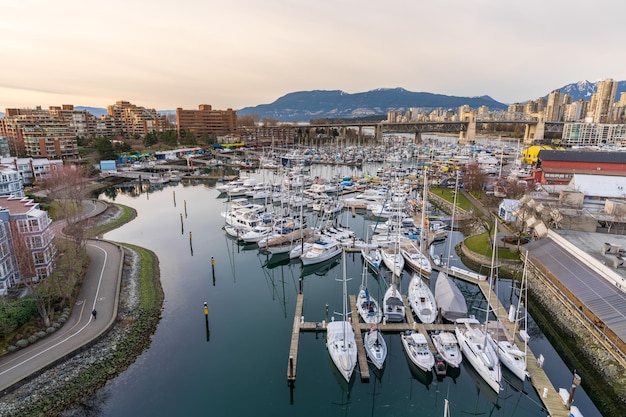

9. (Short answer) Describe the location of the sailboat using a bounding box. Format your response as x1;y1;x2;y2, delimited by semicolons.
383;193;406;323
326;250;358;383
454;219;502;393
356;263;382;324
361;246;382;274
363;326;387;371
491;250;530;381
407;272;437;324
434;171;468;322
380;242;404;277
383;282;405;322
401;171;433;278
434;273;468;322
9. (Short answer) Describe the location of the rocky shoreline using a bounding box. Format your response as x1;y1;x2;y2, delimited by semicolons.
0;206;164;416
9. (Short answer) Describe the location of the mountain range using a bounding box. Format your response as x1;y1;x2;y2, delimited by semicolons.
236;88;507;122
236;80;626;121
1;80;625;121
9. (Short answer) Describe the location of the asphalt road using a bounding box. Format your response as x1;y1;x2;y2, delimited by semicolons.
0;201;124;395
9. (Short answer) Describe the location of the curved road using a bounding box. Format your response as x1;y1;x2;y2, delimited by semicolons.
0;201;124;395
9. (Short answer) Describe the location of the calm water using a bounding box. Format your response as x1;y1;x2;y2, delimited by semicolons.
91;164;601;417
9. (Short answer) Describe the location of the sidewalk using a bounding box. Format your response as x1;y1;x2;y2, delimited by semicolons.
0;200;124;395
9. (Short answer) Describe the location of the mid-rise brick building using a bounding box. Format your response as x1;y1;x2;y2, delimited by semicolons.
176;105;237;139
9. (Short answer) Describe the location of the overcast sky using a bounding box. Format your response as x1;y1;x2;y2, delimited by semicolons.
1;0;624;112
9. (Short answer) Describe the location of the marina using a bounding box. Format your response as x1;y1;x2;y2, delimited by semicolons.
93;147;604;417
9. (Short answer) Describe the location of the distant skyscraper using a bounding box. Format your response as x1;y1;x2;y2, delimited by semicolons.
589;78;617;123
545;90;562;122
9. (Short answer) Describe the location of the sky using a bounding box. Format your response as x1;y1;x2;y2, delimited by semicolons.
1;0;625;112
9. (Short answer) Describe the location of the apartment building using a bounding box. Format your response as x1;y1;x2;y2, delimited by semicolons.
176;105;237;138
0;166;23;197
1;107;79;158
0;196;56;295
589;78;618;123
0;157;63;186
48;104;99;138
107;100;168;137
561;122;626;147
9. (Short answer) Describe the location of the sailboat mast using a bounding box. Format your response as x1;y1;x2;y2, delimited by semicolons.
341;249;349;349
488;218;499;324
419;170;427;250
445;170;459;272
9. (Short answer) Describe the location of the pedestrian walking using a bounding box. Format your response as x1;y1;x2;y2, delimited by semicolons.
92;309;97;320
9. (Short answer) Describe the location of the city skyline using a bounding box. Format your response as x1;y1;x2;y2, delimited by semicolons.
1;0;625;111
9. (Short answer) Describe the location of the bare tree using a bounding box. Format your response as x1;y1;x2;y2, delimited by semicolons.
39;165;92;241
462;161;490;193
262;117;279;127
10;221;53;327
237;114;259;127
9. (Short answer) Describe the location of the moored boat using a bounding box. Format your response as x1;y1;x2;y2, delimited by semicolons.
326;251;358;383
363;327;387;371
455;317;502;393
434;272;468;322
407;272;437;324
361;246;382;274
400;330;435;372
383;283;405;323
300;238;342;266
430;331;462;368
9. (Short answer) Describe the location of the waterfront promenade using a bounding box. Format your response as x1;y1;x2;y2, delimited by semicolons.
0;201;124;395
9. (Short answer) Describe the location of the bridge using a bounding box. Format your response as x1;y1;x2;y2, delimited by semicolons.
295;117;563;145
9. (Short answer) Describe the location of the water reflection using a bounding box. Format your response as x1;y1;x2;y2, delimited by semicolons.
461;360;502;411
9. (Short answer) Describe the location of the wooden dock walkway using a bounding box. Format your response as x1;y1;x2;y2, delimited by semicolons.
349;296;370;382
438;264;571;416
287;293;304;382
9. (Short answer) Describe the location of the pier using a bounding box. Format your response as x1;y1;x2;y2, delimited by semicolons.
287;266;573;417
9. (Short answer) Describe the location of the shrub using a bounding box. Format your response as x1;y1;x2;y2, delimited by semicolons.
47;327;56;334
16;339;29;348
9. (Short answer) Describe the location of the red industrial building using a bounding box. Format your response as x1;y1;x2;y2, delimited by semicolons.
534;150;626;185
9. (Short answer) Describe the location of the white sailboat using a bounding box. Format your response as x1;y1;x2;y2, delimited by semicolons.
492;250;530;381
356;263;382;324
383;282;405;322
363;327;387;371
361;246;382;274
326;250;358;383
407;272;437;324
454;219;502;393
380;242;404;278
400;240;432;278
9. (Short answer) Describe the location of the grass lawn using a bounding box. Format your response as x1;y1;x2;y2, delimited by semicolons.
430;187;472;211
464;231;520;260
